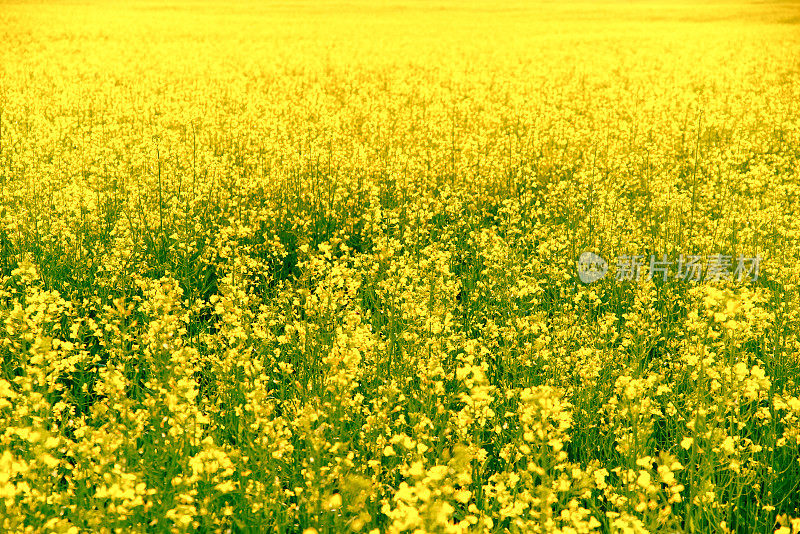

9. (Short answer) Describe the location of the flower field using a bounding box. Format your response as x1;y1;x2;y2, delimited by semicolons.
2;1;800;532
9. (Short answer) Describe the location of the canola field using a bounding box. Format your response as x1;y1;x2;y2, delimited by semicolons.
2;1;800;532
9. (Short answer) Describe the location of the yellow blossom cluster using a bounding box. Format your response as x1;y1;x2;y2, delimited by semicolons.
2;0;800;532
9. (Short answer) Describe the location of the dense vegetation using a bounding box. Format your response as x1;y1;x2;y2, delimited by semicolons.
2;1;800;532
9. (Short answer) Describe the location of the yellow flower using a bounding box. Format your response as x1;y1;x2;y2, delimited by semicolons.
215;481;237;493
327;493;342;509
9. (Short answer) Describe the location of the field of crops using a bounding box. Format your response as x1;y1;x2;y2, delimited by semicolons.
2;1;800;532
